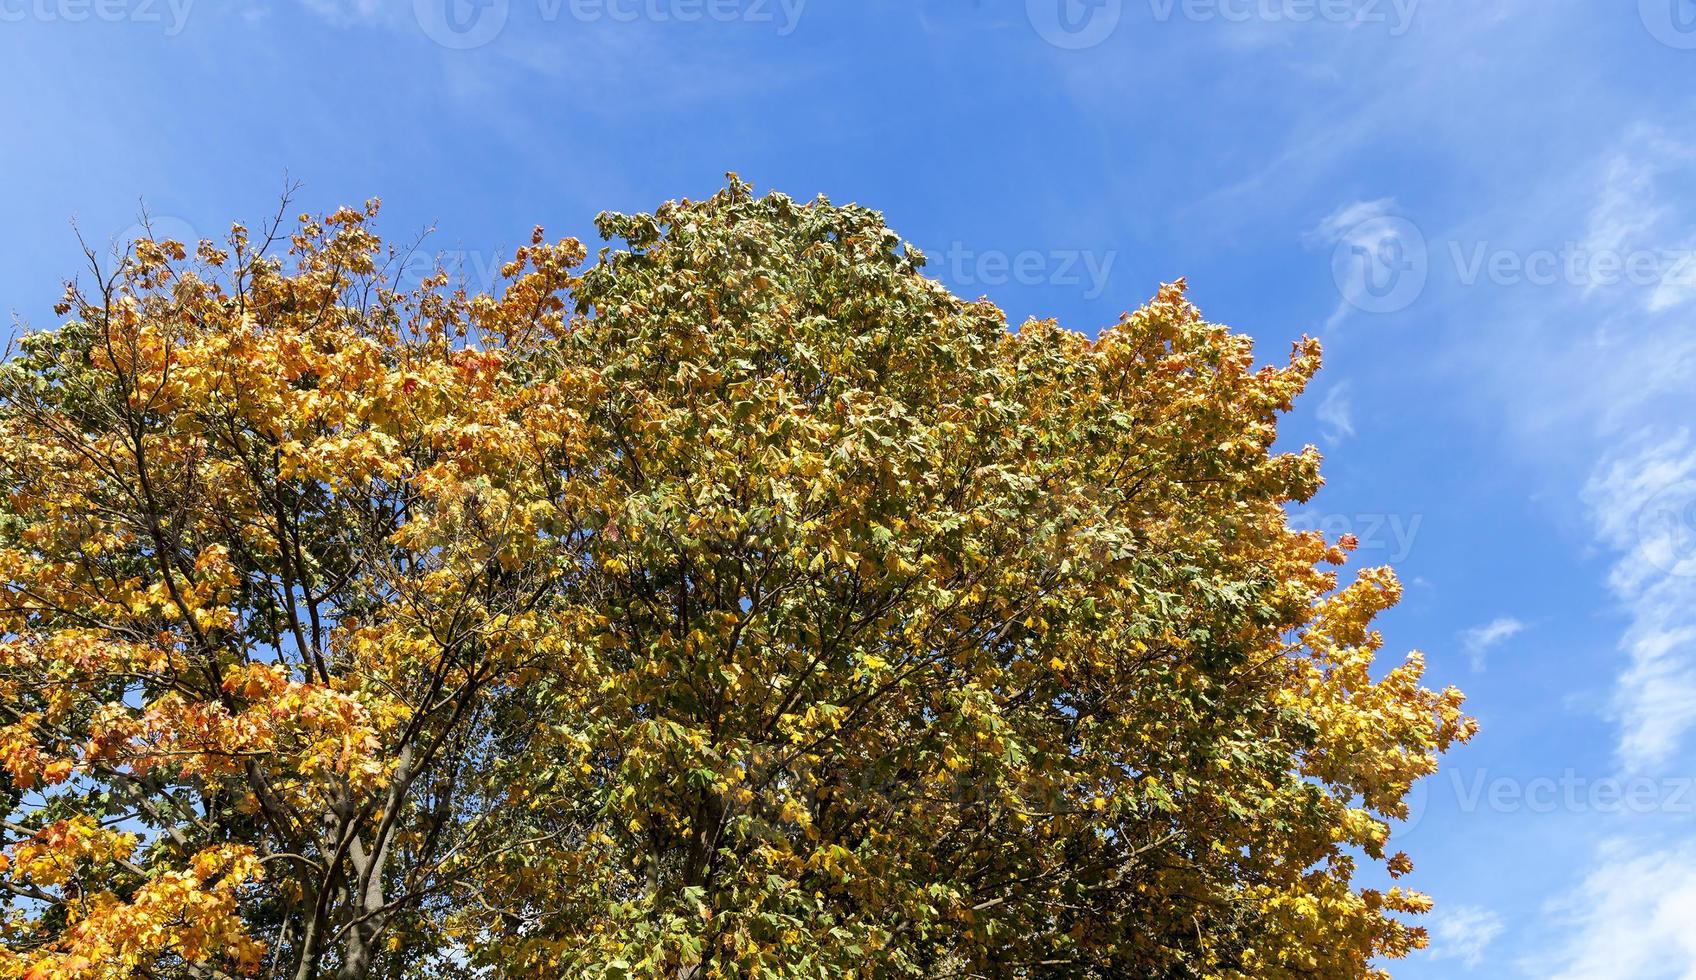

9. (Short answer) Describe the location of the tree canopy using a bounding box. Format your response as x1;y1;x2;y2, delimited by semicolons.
0;179;1473;979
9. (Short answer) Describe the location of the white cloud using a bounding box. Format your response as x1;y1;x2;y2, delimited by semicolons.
1584;432;1696;772
1582;129;1696;312
1426;904;1503;970
1460;616;1524;672
1583;147;1669;262
1308;197;1399;246
1535;838;1696;980
1315;382;1354;441
1648;253;1696;314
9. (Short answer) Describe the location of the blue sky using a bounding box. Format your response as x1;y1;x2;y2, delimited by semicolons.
4;1;1696;973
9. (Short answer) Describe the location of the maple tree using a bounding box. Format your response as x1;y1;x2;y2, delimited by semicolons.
0;179;1473;979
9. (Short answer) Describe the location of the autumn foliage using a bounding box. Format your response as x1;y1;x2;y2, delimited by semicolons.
0;179;1473;979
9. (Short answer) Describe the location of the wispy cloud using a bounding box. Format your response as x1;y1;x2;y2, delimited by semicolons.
1460;616;1524;672
1308;198;1398;245
1582;128;1696;313
1315;382;1354;441
1584;431;1696;772
1426;904;1503;970
1440;124;1696;773
1535;838;1696;979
